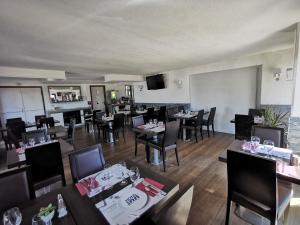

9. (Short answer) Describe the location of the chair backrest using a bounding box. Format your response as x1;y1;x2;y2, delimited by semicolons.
142;104;147;110
196;110;204;126
0;166;35;213
69;144;105;183
252;126;284;147
7;120;26;141
167;107;178;121
248;108;265;117
95;111;105;120
40;117;55;128
164;120;180;147
158;106;167;121
178;105;185;112
113;113;125;129
67;118;76;140
208;107;216;122
83;109;92;115
35;115;46;129
227;150;277;216
22;129;48;145
25;142;65;186
6;117;22;124
132;115;145;128
235;114;254;140
147;107;155;118
153;184;194;225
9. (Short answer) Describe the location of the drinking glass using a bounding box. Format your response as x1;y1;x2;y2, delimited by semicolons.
39;136;45;144
104;163;112;180
263;140;275;157
153;119;158;125
3;207;22;225
31;215;43;225
129;167;140;186
29;138;35;147
250;136;260;151
119;161;128;185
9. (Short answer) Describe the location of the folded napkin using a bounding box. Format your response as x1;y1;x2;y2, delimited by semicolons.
75;178;100;196
16;148;25;154
135;178;165;197
256;145;292;160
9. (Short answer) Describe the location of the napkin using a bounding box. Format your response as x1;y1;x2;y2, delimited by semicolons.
135;178;165;197
75;178;100;196
75;183;87;196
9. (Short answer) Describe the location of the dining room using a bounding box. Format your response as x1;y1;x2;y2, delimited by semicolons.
1;1;300;225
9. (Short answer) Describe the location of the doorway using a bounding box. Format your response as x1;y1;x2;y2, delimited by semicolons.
90;85;107;112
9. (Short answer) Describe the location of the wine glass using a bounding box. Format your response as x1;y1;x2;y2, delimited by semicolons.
103;163;112;180
32;215;43;225
3;207;22;225
263;140;275;157
129;167;140;187
29;138;35;147
153;119;158;125
39;136;45;144
119;161;128;186
250;136;260;151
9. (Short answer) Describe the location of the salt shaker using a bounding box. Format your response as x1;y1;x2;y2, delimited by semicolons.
57;194;67;218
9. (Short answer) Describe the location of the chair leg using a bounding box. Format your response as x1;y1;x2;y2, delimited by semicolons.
212;123;215;135
194;127;198;143
200;127;203;140
225;198;232;225
162;149;166;172
175;148;179;166
207;124;210;137
135;140;138;156
123;128;125;142
283;204;290;225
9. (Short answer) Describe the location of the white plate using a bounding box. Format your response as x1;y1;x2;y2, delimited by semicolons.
119;188;149;212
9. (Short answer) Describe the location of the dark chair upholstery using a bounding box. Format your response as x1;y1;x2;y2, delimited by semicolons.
83;109;92;132
181;110;204;143
94;111;106;139
132;115;149;157
201;107;216;137
6;117;22;124
69;144;105;183
150;184;194;225
22;129;48;145
148;121;180;172
252;126;284;147
64;118;76;145
40;117;55;128
5;120;26;149
158;106;167;122
146;107;155;122
234;114;254;140
248;108;265;117
225;150;292;225
35;115;46;129
178;105;185;113
25;142;66;190
167;107;178;122
108;113;125;142
0;166;35;213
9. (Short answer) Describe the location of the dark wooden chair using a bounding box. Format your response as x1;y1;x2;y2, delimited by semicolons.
61;118;76;145
251;125;284;148
40;117;55;128
149;184;194;225
132;115;150;157
225;150;292;225
25;142;66;191
35;115;46;129
22;129;48;145
148;120;180;172
5;120;26;149
0;165;35;213
167;107;178;122
69;144;105;183
201;107;216;137
6;117;22;124
109;113;125;142
146;107;155;122
181;110;204;143
234;114;254;140
248;108;265;117
83;109;93;132
178;105;185;113
93;111;106;139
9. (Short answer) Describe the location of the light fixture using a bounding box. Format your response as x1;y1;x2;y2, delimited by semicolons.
273;68;281;81
138;85;144;91
174;79;183;88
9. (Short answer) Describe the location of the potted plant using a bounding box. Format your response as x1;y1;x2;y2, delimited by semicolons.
38;204;56;225
262;107;288;128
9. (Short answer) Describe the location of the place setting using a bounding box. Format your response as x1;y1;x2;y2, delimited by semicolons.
95;167;166;225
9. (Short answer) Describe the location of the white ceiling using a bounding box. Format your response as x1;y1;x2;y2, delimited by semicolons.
0;0;299;78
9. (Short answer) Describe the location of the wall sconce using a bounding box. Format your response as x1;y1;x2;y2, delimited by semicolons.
138;85;144;91
174;79;183;88
273;68;281;81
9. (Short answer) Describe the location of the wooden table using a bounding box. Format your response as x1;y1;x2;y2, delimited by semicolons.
12;161;179;225
172;112;198;141
6;139;74;169
132;124;165;165
219;140;300;185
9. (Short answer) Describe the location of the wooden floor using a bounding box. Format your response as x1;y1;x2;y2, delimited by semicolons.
1;126;300;225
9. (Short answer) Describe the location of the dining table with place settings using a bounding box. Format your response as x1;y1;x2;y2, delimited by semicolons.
219;139;300;185
9;160;179;225
132;122;165;165
172;111;199;141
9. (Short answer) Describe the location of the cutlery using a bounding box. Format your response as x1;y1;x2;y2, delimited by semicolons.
142;181;166;196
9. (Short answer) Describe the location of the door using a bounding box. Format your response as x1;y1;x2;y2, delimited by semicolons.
90;86;106;111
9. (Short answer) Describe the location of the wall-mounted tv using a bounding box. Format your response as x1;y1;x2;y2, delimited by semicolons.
146;74;165;90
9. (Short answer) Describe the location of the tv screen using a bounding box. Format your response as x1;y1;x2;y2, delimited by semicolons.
146;74;165;90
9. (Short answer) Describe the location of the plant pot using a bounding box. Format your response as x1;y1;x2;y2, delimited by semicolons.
40;211;55;225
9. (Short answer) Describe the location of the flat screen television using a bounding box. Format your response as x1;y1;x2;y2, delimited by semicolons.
146;74;165;90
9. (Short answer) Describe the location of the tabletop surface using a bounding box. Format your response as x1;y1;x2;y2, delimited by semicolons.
12;160;179;225
219;140;300;185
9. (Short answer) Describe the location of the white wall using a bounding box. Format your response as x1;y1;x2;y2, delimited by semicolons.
134;49;294;105
190;67;258;133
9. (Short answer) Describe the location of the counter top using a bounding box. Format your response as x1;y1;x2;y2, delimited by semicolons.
47;107;90;114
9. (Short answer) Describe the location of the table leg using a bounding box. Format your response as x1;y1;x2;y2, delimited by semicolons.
182;119;186;141
146;145;150;163
150;135;161;165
